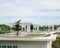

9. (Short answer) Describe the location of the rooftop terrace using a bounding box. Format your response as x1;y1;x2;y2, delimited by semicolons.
0;32;57;41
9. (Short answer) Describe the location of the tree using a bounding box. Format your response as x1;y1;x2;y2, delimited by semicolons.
54;25;58;30
13;20;21;36
52;37;60;48
39;26;41;30
0;24;10;34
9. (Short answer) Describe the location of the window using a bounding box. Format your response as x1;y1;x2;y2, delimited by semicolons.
0;46;1;48
0;45;18;48
2;46;6;48
7;46;12;48
13;46;17;48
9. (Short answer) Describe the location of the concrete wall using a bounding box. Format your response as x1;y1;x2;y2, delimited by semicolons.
0;41;48;48
47;41;52;48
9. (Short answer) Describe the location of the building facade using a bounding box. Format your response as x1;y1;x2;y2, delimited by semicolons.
20;22;40;32
0;34;57;48
10;22;56;33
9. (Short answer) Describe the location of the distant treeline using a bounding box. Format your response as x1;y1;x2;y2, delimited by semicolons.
0;24;60;34
39;25;60;31
0;24;10;34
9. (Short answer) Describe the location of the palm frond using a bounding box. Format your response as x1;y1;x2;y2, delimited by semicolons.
16;20;21;24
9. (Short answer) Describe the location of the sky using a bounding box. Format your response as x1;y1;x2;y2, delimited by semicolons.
0;0;60;25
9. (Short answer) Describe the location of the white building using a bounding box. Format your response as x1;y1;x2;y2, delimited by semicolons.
18;22;55;32
18;22;40;32
0;34;57;48
10;22;56;33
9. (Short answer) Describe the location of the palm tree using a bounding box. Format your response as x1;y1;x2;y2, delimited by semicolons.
13;20;21;36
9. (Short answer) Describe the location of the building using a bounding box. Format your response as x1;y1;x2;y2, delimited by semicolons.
16;22;56;32
10;22;56;33
0;34;57;48
0;22;57;48
20;22;40;32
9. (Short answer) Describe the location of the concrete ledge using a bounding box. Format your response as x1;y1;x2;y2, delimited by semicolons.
0;34;57;41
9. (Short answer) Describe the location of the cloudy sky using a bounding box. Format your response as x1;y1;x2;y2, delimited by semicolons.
0;0;60;25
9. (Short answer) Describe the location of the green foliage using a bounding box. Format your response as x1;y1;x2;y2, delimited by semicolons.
54;25;58;30
54;25;60;30
0;31;5;34
26;34;45;37
14;24;22;31
50;26;52;29
0;24;10;34
52;37;60;48
12;20;21;36
39;25;60;31
39;26;48;31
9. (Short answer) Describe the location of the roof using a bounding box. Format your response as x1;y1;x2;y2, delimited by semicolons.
0;34;57;41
